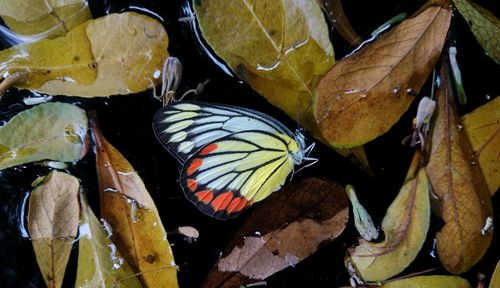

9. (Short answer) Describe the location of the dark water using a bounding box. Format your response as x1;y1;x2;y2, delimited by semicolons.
0;0;499;287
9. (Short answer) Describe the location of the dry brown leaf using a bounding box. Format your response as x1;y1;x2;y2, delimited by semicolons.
462;96;500;195
425;61;493;274
28;171;80;288
202;178;349;288
90;113;178;288
314;6;451;148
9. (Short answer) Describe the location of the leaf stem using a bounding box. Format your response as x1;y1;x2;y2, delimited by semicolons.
0;70;29;96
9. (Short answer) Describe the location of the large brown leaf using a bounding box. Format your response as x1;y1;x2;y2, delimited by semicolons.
314;6;451;148
90;114;178;288
28;171;80;288
425;61;493;274
202;178;348;288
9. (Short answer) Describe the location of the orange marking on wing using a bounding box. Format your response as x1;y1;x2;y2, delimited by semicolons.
227;197;248;214
187;158;203;176
195;190;214;204
211;192;233;212
200;143;218;155
187;179;197;191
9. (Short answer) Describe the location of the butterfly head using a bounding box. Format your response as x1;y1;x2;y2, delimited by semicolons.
291;128;317;165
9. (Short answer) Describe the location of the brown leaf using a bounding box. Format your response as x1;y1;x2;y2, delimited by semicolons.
28;171;80;288
202;178;349;288
90;113;178;288
425;61;493;274
314;6;451;148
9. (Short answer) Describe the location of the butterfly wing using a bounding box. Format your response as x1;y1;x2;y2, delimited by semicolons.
180;130;295;220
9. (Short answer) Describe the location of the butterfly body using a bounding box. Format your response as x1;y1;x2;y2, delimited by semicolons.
153;102;314;220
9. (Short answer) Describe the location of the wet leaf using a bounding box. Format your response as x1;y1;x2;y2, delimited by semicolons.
425;62;493;274
90;114;178;288
0;12;168;97
28;171;80;288
0;102;88;170
346;184;379;241
381;275;471;288
202;178;349;288
490;259;500;288
461;96;500;195
453;0;500;64
347;152;430;282
194;0;334;135
75;193;142;288
0;0;92;40
314;6;451;148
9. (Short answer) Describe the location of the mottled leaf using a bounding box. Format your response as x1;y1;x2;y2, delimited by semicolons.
28;171;80;288
90;114;178;288
425;61;493;274
462;96;500;195
314;6;451;148
347;152;430;282
203;178;349;288
381;275;471;288
0;102;88;170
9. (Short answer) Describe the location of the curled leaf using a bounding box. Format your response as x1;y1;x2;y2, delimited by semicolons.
314;6;451;148
347;152;430;282
28;171;80;288
0;102;88;170
346;184;379;241
203;178;349;288
381;275;471;288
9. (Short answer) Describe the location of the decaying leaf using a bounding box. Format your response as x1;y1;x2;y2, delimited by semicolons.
28;171;80;288
453;0;500;64
0;102;88;170
0;0;92;40
425;62;493;274
194;0;334;135
75;193;142;288
347;152;430;282
314;6;451;148
381;275;471;288
462;96;500;195
202;178;349;288
0;12;168;97
90;114;178;288
490;259;500;288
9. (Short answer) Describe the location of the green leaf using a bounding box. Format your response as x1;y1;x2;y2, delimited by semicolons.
381;275;471;288
0;102;88;170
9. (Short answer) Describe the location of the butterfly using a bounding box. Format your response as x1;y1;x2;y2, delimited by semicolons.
153;102;316;220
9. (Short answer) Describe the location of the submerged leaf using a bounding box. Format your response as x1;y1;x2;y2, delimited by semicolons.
76;193;142;288
381;275;471;288
347;152;430;282
462;96;500;195
314;6;451;148
425;62;493;274
28;171;80;288
194;0;334;135
0;102;88;170
203;178;349;287
90;114;178;288
453;0;500;64
0;12;168;97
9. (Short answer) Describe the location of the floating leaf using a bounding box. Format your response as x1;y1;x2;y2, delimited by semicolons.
0;0;92;40
75;193;142;288
203;178;349;287
425;62;493;274
0;102;88;170
347;152;430;282
453;0;500;64
194;0;334;135
28;171;80;288
381;275;471;288
314;6;451;148
491;259;500;288
0;12;168;97
462;96;500;195
90;114;178;288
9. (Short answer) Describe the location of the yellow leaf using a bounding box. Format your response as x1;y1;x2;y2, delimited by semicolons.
490;260;500;288
76;193;142;288
461;96;500;195
194;0;334;135
313;6;451;148
381;275;471;288
0;0;92;39
90;114;178;288
28;171;80;288
425;61;493;274
347;152;430;282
